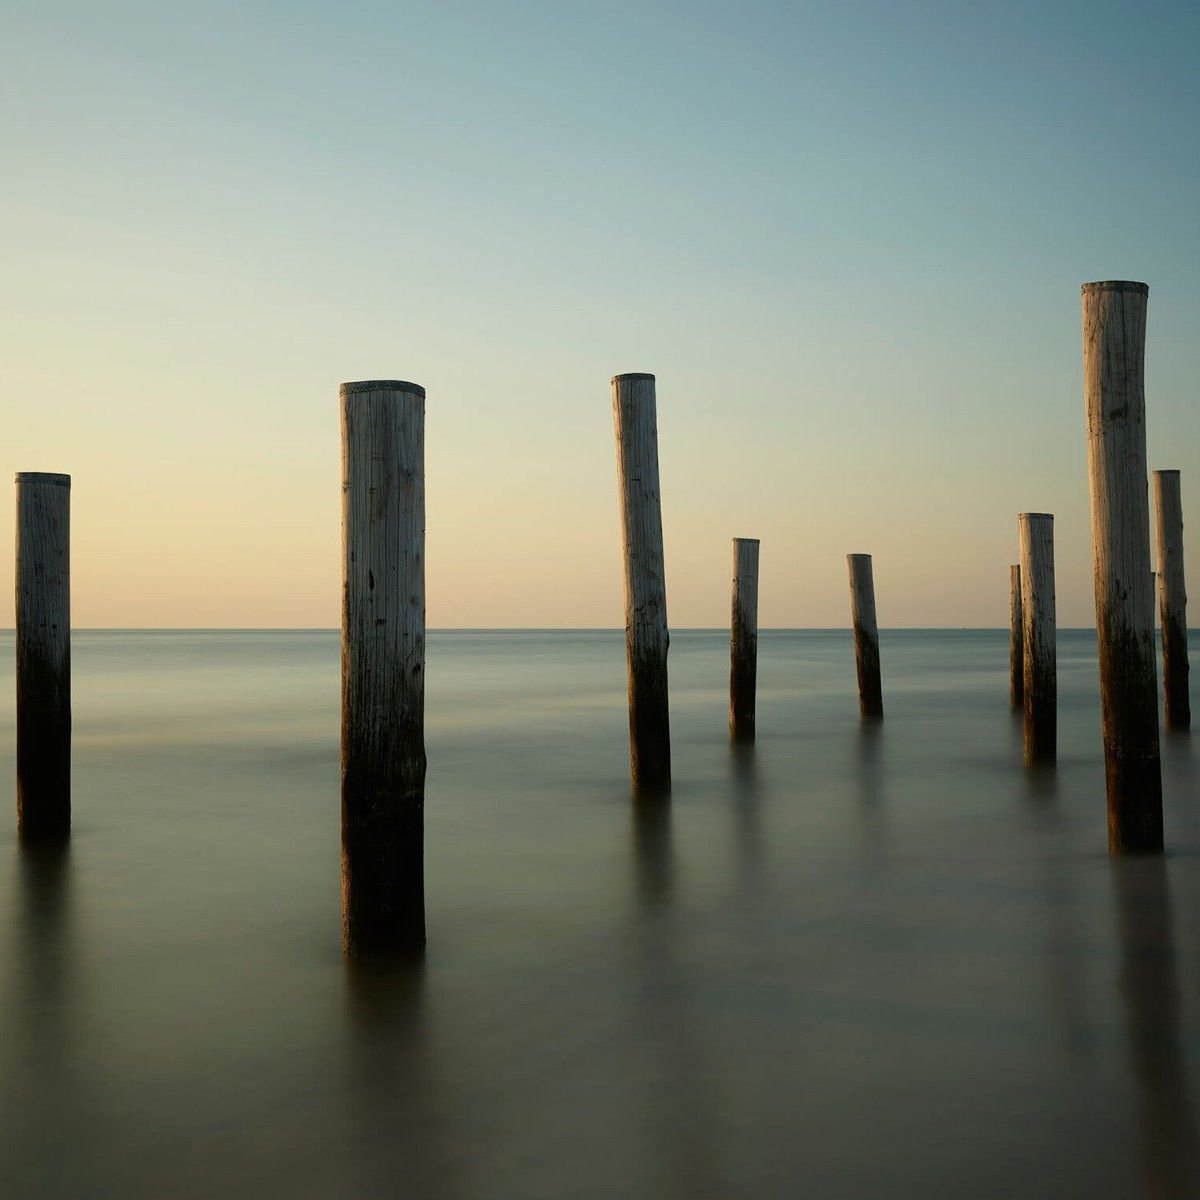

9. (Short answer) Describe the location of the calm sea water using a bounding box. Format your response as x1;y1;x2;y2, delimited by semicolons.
1;629;1198;1198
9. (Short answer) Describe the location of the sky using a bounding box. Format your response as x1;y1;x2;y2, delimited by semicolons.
2;0;1197;628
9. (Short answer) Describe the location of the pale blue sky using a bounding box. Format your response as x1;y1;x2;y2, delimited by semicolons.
2;1;1197;626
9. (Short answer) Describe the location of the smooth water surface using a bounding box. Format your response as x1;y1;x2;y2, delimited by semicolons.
1;630;1198;1198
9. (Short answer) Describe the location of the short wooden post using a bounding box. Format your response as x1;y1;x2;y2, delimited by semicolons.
341;380;426;954
1018;514;1056;764
1009;564;1024;708
1153;470;1190;730
15;473;71;839
847;553;882;719
1082;281;1162;852
612;373;671;791
729;537;760;741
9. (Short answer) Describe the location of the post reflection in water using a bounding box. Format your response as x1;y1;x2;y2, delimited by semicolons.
4;841;85;1193
628;799;728;1199
1112;860;1199;1197
729;741;763;888
854;718;888;861
342;958;462;1200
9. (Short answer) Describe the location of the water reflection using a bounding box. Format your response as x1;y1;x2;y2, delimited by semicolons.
4;842;87;1192
729;742;763;887
342;958;462;1198
854;719;888;862
631;799;674;912
1112;860;1199;1196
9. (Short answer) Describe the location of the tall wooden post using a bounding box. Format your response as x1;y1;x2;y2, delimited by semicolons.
341;380;426;954
847;553;882;719
1082;281;1162;852
1018;514;1055;764
612;373;671;791
1153;469;1190;730
729;537;760;741
15;472;71;839
1009;564;1024;708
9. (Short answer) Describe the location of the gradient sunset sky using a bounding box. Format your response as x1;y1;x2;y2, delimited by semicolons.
3;1;1197;627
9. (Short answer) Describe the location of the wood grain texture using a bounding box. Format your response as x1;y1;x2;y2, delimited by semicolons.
341;380;426;953
1019;514;1056;764
1082;281;1162;852
847;554;882;719
612;373;671;791
729;538;760;741
1009;564;1024;709
1153;470;1190;730
15;473;71;838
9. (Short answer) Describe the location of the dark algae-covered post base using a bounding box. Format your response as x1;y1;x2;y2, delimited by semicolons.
612;373;671;793
340;380;427;954
729;538;760;741
1081;281;1163;853
1153;470;1190;731
847;554;882;719
1019;513;1056;765
15;472;71;840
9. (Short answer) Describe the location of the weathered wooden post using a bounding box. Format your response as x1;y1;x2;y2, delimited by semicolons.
847;554;882;719
1009;564;1024;708
1018;514;1055;764
729;537;760;741
612;373;671;791
1153;469;1190;730
15;473;71;839
1082;281;1162;852
341;380;426;954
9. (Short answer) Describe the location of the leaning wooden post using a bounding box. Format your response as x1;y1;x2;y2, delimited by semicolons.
1082;281;1162;852
341;380;426;953
846;554;882;718
1009;564;1024;709
15;473;71;839
1018;514;1056;764
611;374;672;791
1153;470;1190;731
729;537;760;741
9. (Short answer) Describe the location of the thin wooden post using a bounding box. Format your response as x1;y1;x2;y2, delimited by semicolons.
729;537;760;741
612;373;671;791
341;380;426;954
847;554;882;719
1018;514;1055;764
15;472;71;839
1153;470;1190;730
1082;280;1162;852
1009;564;1023;709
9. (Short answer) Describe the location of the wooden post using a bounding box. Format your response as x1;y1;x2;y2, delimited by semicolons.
341;380;426;954
612;373;671;791
1082;281;1162;852
1009;564;1024;709
1153;470;1190;730
1018;514;1055;764
729;537;760;741
847;553;882;719
15;473;71;839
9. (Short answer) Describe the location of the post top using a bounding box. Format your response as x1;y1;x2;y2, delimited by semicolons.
1080;280;1148;295
15;472;70;487
612;372;655;383
340;380;425;397
1018;511;1054;521
847;552;872;562
732;536;761;544
1153;468;1181;476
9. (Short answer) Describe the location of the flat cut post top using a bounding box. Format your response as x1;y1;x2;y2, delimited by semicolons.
340;380;425;396
612;373;655;383
1081;281;1148;294
15;472;71;486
